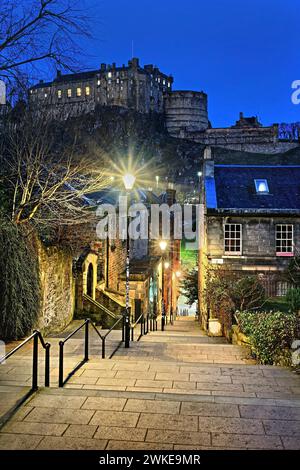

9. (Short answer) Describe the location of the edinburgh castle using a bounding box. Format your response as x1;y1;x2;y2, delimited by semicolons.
26;57;300;155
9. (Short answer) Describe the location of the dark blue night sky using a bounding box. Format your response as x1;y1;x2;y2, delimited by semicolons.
74;0;299;128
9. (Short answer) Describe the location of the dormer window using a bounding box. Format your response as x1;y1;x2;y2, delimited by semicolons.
255;179;269;194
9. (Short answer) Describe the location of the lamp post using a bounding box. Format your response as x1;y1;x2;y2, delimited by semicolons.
122;173;136;348
159;240;167;331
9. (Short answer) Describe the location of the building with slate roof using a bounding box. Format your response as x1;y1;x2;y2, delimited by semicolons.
198;158;300;330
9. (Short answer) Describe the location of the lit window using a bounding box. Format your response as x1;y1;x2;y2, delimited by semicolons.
108;72;112;78
168;82;171;88
224;224;242;255
276;224;294;256
44;93;48;98
67;89;72;98
163;79;166;85
97;80;101;86
76;87;82;97
108;79;111;85
276;281;289;297
57;90;62;99
85;86;90;96
117;78;120;84
255;179;269;194
158;78;161;83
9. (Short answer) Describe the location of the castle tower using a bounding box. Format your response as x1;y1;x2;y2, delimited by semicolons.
164;91;208;137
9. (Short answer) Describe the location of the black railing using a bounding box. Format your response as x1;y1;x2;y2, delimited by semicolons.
58;319;89;388
0;330;50;423
58;317;125;387
131;313;147;342
90;315;125;360
149;315;158;332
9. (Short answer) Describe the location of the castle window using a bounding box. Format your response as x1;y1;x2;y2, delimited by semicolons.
108;72;112;78
76;87;82;97
224;224;242;255
276;224;294;256
117;78;120;84
255;179;269;194
163;79;166;85
57;90;62;99
44;93;48;98
158;78;161;83
108;79;111;85
97;80;101;86
168;82;171;88
85;86;90;96
67;88;72;98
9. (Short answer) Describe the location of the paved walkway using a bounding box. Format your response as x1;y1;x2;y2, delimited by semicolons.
0;317;300;449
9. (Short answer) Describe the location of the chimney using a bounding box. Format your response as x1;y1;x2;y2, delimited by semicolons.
166;188;176;206
239;111;244;120
131;58;139;68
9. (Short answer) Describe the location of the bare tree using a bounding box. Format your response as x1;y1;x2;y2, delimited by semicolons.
0;112;109;229
0;0;93;96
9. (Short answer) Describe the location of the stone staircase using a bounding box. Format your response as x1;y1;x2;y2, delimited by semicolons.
1;316;300;450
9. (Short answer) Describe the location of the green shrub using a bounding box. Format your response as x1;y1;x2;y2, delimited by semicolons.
0;219;40;340
286;288;300;313
237;310;300;365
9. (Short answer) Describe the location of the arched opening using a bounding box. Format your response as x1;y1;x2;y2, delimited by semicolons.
87;263;94;297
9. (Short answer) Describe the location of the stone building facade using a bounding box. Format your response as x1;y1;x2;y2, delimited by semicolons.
198;159;300;332
29;58;173;116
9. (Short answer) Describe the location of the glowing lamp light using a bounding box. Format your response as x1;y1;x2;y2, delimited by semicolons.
122;173;136;190
159;240;167;252
164;262;170;269
175;271;181;278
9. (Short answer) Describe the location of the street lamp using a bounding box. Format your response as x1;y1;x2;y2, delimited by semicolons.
159;240;167;331
122;173;136;348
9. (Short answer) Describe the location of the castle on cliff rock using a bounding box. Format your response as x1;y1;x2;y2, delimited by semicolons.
29;58;299;155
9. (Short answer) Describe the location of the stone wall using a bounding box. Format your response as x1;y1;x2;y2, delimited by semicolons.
206;215;300;272
165;91;208;136
181;126;299;154
37;241;75;334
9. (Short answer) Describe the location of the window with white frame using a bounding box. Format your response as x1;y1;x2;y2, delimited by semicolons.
224;224;242;255
276;224;294;255
276;281;289;297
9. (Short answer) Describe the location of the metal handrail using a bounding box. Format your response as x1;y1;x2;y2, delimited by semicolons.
59;319;89;388
90;315;124;359
58;316;125;387
0;330;51;389
0;330;50;426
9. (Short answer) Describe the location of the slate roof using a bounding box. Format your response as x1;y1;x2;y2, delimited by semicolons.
87;189;161;206
206;165;300;213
